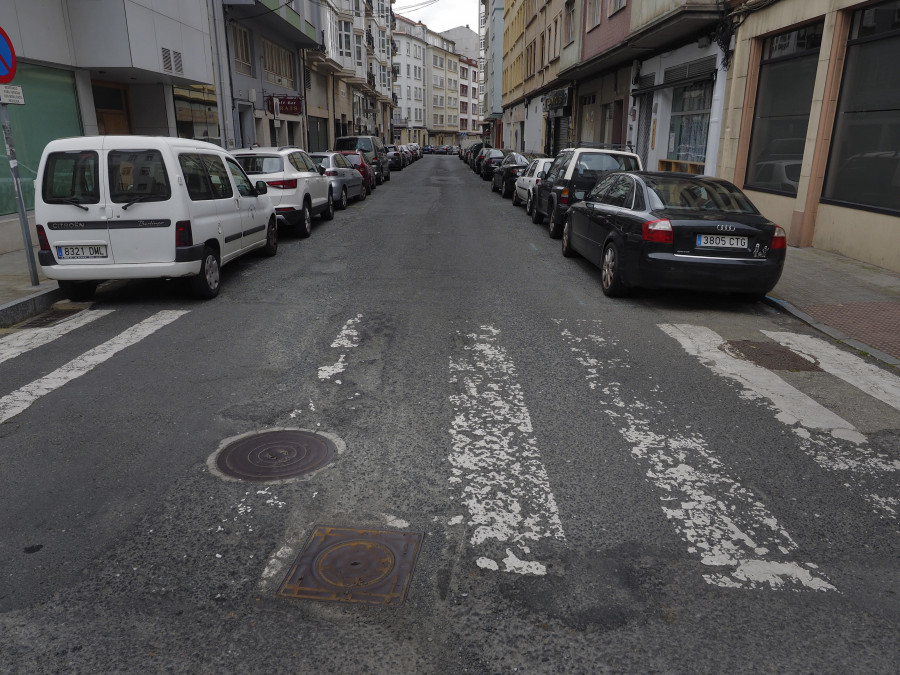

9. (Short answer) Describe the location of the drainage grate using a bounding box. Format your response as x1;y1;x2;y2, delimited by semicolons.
215;430;336;482
17;308;83;329
722;340;822;372
277;526;424;607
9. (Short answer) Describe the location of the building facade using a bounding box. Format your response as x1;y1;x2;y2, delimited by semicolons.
392;15;428;145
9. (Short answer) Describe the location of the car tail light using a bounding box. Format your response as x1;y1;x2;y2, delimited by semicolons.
560;188;570;206
175;220;193;247
642;219;673;243
772;226;787;249
267;179;297;189
36;225;50;251
325;170;338;176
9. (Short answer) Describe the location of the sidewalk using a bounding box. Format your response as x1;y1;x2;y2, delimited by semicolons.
1;244;899;366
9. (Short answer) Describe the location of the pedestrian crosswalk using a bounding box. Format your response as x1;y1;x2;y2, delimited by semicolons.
4;307;899;595
0;309;189;425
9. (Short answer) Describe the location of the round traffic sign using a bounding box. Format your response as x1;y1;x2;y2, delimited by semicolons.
0;26;17;85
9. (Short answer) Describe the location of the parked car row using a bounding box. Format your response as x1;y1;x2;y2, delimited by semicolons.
476;145;787;300
386;143;423;170
423;145;457;155
33;134;418;302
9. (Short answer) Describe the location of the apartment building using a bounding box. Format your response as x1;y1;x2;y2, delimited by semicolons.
481;0;505;145
458;57;481;141
425;29;458;146
718;0;900;271
392;15;428;145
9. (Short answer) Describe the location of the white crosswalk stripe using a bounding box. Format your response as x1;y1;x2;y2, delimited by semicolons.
0;310;189;425
762;330;900;411
448;325;565;576
559;320;835;592
661;324;899;520
0;309;114;366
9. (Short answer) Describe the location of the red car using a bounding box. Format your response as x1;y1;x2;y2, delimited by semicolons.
338;150;375;194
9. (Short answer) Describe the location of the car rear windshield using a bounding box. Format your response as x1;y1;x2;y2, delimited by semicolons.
42;151;100;204
310;155;328;167
234;155;283;175
577;152;640;174
345;154;362;166
335;137;374;153
108;150;172;203
644;176;760;214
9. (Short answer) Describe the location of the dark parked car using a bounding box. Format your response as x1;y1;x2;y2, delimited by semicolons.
423;145;434;154
338;150;376;194
481;148;512;180
466;142;487;169
334;135;390;184
560;172;787;299
472;145;494;174
491;151;546;197
533;147;642;238
386;144;406;170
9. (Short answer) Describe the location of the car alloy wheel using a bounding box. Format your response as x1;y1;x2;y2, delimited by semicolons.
525;192;533;215
562;218;576;258
339;187;348;210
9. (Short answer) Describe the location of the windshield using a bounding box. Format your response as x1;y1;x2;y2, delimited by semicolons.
235;155;283;175
644;176;760;214
335;137;374;153
108;150;171;204
345;154;362;166
42;151;100;204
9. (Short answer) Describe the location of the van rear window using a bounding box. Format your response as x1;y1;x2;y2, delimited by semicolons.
108;150;171;204
42;151;100;205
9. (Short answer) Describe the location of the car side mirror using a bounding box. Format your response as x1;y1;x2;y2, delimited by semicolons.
317;165;325;175
255;181;268;195
537;171;546;179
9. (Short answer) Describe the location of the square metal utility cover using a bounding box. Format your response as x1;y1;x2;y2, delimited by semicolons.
17;308;83;329
277;526;424;607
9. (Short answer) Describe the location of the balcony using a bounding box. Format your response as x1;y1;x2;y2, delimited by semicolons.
365;30;375;52
392;64;400;77
392;117;409;127
392;93;399;105
391;39;399;56
364;0;374;18
367;71;377;89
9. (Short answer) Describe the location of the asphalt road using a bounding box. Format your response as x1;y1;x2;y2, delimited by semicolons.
1;155;898;674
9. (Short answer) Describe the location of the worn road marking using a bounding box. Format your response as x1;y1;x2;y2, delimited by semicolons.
449;325;564;575
0;309;114;366
318;315;363;381
560;321;834;591
762;331;900;411
661;324;898;519
0;311;188;425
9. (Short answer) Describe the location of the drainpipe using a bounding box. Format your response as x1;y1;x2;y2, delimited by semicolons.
207;0;236;148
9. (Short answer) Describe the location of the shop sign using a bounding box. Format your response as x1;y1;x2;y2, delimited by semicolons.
268;96;302;116
543;87;571;111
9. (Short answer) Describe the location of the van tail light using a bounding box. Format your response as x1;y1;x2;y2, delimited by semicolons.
560;188;570;206
36;225;50;251
642;219;673;244
175;220;194;247
267;179;297;189
771;226;787;249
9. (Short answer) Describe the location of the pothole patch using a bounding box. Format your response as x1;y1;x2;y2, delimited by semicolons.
209;428;342;483
277;526;423;607
722;340;822;372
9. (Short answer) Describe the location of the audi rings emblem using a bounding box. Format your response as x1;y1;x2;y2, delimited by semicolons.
716;224;736;232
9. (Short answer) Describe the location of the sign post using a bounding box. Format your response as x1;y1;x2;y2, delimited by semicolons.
0;25;38;286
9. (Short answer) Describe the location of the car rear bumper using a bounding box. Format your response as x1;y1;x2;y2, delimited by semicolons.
633;252;785;294
38;258;203;281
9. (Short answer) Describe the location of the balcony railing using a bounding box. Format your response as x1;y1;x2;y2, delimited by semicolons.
392;64;400;77
392;93;398;105
367;71;377;89
391;39;398;56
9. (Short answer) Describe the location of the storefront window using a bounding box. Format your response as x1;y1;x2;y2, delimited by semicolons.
0;64;82;215
745;23;823;195
823;0;900;213
174;85;220;146
667;81;713;164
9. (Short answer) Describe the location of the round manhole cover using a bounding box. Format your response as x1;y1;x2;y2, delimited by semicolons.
316;541;396;588
215;430;336;481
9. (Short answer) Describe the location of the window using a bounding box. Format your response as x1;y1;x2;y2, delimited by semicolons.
355;34;363;67
587;0;601;29
43;151;99;204
232;24;252;76
225;158;254;197
406;41;410;55
108;150;171;202
823;0;900;213
564;1;575;44
434;113;439;125
379;30;386;54
668;81;714;164
609;0;626;16
262;39;295;87
338;21;352;58
745;23;823;196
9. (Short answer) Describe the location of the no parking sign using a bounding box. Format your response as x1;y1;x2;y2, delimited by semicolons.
0;25;16;84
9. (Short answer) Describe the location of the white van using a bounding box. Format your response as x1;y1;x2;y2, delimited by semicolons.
34;136;278;300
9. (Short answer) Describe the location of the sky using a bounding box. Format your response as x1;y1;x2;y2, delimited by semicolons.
392;0;480;35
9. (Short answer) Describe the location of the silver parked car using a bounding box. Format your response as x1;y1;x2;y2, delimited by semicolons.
309;152;366;209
